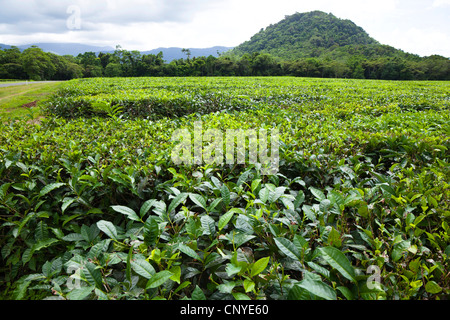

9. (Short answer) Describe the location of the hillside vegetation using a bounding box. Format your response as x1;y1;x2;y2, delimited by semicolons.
232;11;379;60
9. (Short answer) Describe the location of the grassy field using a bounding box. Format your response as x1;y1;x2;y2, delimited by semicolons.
0;82;61;120
0;77;448;301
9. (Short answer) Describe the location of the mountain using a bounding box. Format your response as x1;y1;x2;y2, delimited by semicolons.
0;43;115;56
141;46;233;62
0;44;13;51
0;42;233;62
230;11;401;60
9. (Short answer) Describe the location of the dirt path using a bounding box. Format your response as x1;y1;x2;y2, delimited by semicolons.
0;81;61;88
0;82;60;102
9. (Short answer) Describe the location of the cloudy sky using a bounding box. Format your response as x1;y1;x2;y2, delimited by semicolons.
0;0;449;57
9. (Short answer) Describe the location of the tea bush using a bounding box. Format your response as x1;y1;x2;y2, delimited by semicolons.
0;77;448;300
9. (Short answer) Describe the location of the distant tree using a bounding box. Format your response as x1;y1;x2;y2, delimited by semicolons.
352;64;365;79
347;55;366;79
141;52;165;76
47;53;84;80
83;65;103;78
77;52;101;68
104;62;123;77
0;47;21;65
98;52;112;69
66;62;84;79
236;54;251;76
214;56;238;76
121;50;142;76
250;53;281;76
204;55;217;76
20;47;56;80
181;48;192;60
0;63;27;79
422;55;450;80
113;45;125;63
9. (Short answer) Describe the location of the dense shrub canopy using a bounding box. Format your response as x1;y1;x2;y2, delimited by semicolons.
0;77;449;300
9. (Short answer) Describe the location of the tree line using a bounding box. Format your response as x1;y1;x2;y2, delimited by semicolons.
1;45;449;81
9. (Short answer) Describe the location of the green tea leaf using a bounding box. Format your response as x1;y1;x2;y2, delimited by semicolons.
111;205;140;222
140;199;156;218
244;279;255;293
232;292;251;300
251;256;270;277
40;183;65;196
189;193;207;209
144;216;159;246
169;266;181;284
236;170;251;188
146;270;173;289
231;232;256;248
178;243;201;261
0;183;11;200
425;281;442;294
12;280;31;300
83;262;103;289
126;246;132;283
318;246;356;283
226;263;242;277
62;197;76;213
392;240;411;262
218;280;236;293
259;187;270;203
174;281;191;294
218;208;237;231
32;238;59;252
21;248;34;264
67;286;95;300
201;215;216;236
268;187;286;203
221;184;231;207
207;198;222;212
274;237;301;260
337;286;354;300
294;190;305;209
96;220;118;241
309;187;326;201
295;279;337;300
251;179;262;193
191;285;206;300
319;199;331;212
131;259;156;279
167;192;188;214
327;227;342;248
62;233;85;242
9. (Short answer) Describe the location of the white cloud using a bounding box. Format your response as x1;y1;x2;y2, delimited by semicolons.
381;27;450;57
432;0;450;7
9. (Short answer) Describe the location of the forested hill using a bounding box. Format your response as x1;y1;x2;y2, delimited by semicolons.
231;11;379;60
227;11;449;80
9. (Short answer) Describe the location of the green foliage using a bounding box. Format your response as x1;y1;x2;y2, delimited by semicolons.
0;77;449;300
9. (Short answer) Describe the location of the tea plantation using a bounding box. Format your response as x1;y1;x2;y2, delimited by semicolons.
0;77;448;300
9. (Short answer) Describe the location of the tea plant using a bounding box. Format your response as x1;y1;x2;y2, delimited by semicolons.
0;77;448;300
